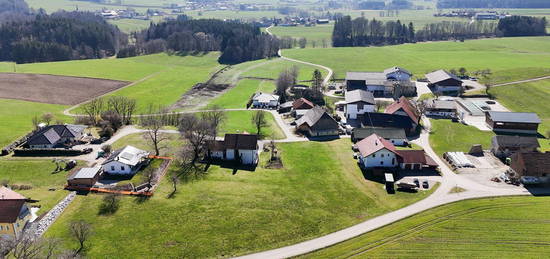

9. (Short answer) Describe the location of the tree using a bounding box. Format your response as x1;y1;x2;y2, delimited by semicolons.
1;235;61;259
100;110;123;131
140;107;170;156
178;114;216;166
98;193;121;215
201;105;226;137
31;115;40;129
458;67;467;77
101;144;112;154
298;37;307;48
81;98;105;126
312;69;323;92
107;96;136;125
168;172;179;198
41;113;54;125
69;221;92;256
251;111;268;136
276;69;294;103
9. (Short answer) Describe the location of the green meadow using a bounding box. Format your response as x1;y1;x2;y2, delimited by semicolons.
284;37;550;83
45;139;436;258
429;119;495;156
302;196;550;258
208;79;275;109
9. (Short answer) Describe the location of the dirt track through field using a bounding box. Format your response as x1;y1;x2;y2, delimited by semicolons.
0;73;129;105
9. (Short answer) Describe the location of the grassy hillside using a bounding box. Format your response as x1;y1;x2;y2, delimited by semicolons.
284;37;550;83
302;196;550;258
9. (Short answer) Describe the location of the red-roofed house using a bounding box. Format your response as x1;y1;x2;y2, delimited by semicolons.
384;97;420;127
357;134;438;170
292;98;315;110
0;187;31;239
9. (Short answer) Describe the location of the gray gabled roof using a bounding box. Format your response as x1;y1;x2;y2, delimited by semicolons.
425;70;462;84
27;124;86;146
487;111;542;124
345;89;375;105
296;106;326;127
492;135;540;149
69;167;101;180
353;127;406;140
384;66;412;76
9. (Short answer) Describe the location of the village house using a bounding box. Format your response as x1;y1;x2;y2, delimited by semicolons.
296;106;340;137
425;70;463;95
26;124;86;149
384;97;420;129
423;99;457;118
291;98;315;119
351;127;407;146
0;187;32;239
67;167;102;188
207;133;259;165
360;113;416;135
251;92;280;109
356;134;437;170
491;135;540;159
485;111;541;135
345;67;416;97
102;145;150;175
344;89;375;120
510;152;550;183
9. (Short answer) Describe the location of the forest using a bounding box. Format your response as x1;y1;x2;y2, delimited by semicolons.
332;15;547;47
118;15;280;64
437;0;550;8
0;11;126;63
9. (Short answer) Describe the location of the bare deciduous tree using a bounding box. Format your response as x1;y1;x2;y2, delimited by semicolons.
141;106;171;156
178;114;216;165
201;105;226;137
70;220;92;256
0;235;61;259
251;111;268;136
107;96;136;125
81;98;105;125
41;113;54;125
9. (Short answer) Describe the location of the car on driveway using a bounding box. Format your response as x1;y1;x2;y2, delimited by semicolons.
413;178;420;187
422;180;429;189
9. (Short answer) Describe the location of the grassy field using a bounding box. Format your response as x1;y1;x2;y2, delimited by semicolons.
111;133;183;157
240;58;325;82
268;24;334;47
490;79;550;151
0;99;70;148
0;158;76;214
221;111;284;139
208;79;275;109
284;37;550;83
45;139;436;258
301;196;550;258
429;119;495;156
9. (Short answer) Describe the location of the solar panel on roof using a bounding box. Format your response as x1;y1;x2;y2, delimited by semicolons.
120;152;134;160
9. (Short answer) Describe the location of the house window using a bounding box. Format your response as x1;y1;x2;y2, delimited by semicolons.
380;161;384;165
121;166;125;171
372;154;376;158
111;166;115;171
381;154;384;158
392;158;395;165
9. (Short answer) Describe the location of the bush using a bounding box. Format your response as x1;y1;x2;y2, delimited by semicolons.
98;193;121;215
101;144;112;154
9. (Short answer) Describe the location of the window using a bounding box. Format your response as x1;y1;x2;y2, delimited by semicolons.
380;161;384;165
372;154;376;158
392;158;395;165
111;166;115;171
121;166;125;171
381;154;384;158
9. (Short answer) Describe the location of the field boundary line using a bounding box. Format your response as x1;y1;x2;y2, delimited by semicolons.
492;75;550;87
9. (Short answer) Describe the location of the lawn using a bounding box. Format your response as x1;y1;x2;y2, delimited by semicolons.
490;79;550;151
111;133;183;157
429;119;495;156
207;79;275;109
0;158;76;214
268;24;334;47
302;196;550;258
45;139;436;258
240;58;325;82
283;37;550;83
0;99;70;148
220;111;285;140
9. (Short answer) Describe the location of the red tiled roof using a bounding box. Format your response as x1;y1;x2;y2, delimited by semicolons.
292;98;315;110
0;187;27;223
0;186;26;200
356;134;399;157
397;150;438;167
384;97;420;123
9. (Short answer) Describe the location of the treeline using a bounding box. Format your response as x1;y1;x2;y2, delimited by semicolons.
497;16;547;37
118;15;279;64
437;0;550;8
332;16;415;47
0;11;126;63
332;15;546;47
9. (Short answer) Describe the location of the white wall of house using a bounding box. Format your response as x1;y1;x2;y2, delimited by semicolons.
435;85;461;93
102;161;134;175
359;149;398;168
366;85;385;93
210;151;224;159
238;149;258;165
388;138;406;146
252;100;279;108
226;149;235;160
345;103;375;119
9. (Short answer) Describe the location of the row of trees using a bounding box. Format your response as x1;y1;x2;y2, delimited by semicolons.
118;15;280;64
332;16;415;47
437;0;550;8
0;11;126;63
415;21;497;42
497;16;547;37
79;96;137;138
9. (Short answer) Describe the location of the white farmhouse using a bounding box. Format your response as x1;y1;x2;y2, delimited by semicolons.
357;134;400;168
102;145;150;175
251;92;280;109
344;89;375;120
207;134;259;165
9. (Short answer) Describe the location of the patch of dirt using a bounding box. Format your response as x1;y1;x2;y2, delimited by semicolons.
0;73;129;105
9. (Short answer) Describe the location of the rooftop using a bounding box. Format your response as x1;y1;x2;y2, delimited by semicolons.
487;111;542;124
356;134;399;157
103;145;150;166
425;70;462;84
69;167;102;180
345;89;375;105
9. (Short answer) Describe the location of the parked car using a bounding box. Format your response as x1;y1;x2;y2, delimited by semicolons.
422;180;429;189
82;148;93;154
521;176;540;185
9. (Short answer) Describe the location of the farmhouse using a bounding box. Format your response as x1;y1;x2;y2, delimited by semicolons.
67;167;102;188
385;97;420;127
102;145;150;175
26;124;86;149
356;134;437;170
0;187;31;239
251;92;280;109
485;111;541;134
351;127;407;146
296;106;340;137
344;89;375;120
491;135;540;158
207;134;259;165
510;152;550;183
291;98;315;118
345;67;415;97
360;113;416;135
423;99;457;118
425;70;463;95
